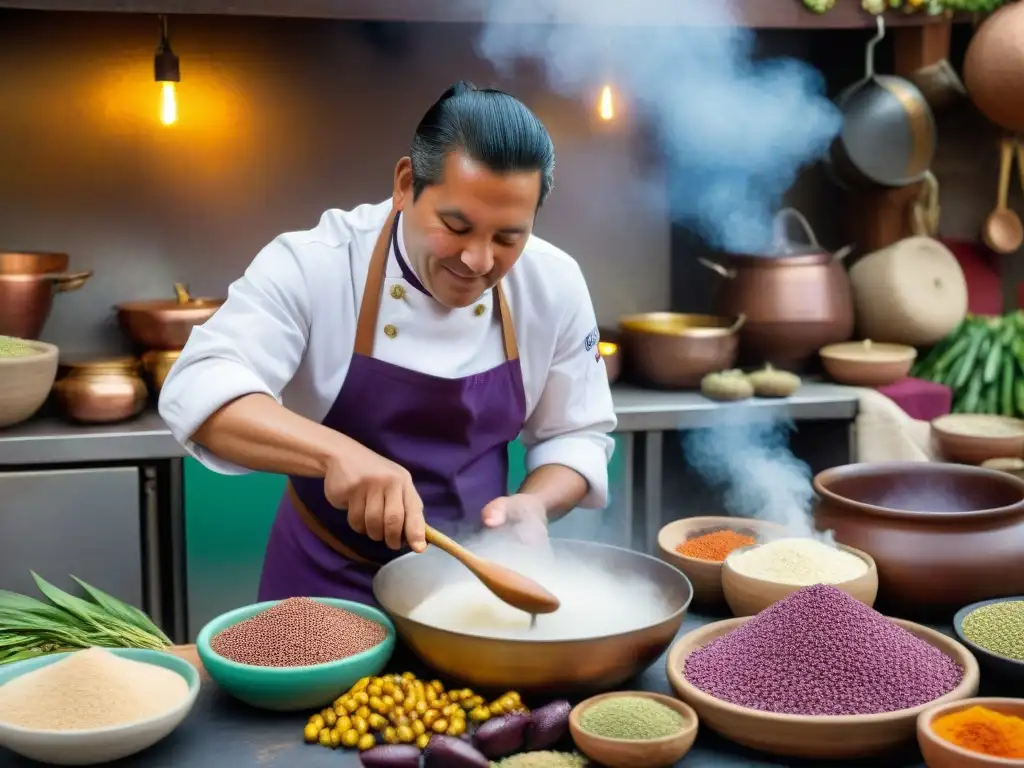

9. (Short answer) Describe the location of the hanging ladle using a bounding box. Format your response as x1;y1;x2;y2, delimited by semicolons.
424;525;561;617
982;137;1024;254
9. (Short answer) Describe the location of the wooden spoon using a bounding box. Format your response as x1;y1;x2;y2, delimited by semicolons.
424;525;561;615
982;137;1024;253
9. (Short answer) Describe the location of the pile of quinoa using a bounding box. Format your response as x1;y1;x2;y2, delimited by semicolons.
684;584;963;716
212;597;387;667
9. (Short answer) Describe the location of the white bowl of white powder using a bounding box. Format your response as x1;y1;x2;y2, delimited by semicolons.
721;537;879;618
0;647;200;765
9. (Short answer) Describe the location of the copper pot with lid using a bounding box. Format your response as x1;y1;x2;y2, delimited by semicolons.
117;283;224;351
52;357;148;424
698;208;855;371
0;251;92;340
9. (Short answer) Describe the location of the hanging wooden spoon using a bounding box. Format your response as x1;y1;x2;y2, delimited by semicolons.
424;525;561;615
982;137;1024;254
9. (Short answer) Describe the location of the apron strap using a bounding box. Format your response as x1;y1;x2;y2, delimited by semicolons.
354;207;519;361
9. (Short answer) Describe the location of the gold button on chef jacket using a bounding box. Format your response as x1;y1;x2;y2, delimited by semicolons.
158;199;617;510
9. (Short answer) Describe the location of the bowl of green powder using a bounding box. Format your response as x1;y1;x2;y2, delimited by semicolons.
954;597;1024;683
0;336;58;429
568;691;697;768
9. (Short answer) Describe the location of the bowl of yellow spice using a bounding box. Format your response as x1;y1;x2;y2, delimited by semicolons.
0;336;58;428
569;691;697;768
918;698;1024;766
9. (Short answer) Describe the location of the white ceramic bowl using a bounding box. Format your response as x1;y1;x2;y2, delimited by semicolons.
0;648;200;765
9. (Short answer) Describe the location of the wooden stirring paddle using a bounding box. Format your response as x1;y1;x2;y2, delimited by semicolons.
424;525;561;616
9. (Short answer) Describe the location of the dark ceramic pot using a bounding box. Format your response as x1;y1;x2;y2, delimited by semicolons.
813;462;1024;608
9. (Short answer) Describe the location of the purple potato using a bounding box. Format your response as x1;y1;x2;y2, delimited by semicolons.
423;734;489;768
471;712;530;758
525;700;572;751
359;744;421;768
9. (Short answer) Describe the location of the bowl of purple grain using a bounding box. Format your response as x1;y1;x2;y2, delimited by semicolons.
665;585;980;760
196;597;395;711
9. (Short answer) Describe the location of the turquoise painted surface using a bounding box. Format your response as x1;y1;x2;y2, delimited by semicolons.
185;437;624;638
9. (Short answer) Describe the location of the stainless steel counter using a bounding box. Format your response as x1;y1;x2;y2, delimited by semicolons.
0;383;859;466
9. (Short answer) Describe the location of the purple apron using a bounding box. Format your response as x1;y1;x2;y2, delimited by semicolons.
257;207;527;605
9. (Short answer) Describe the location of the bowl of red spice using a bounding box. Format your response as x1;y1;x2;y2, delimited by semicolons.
196;597;395;712
665;585;979;759
918;698;1024;766
657;516;785;606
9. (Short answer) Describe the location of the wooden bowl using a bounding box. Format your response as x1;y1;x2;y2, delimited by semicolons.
657;517;785;607
932;414;1024;465
953;597;1024;685
666;617;980;759
918;697;1024;767
820;339;916;387
721;542;879;617
569;691;698;768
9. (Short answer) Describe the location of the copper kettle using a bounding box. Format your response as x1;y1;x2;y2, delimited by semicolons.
698;208;855;371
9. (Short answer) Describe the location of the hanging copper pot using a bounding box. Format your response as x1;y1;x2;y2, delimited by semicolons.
698;208;855;371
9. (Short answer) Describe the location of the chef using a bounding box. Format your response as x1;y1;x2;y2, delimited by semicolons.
159;82;617;605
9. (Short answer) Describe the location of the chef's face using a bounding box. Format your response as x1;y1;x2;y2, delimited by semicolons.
393;151;541;308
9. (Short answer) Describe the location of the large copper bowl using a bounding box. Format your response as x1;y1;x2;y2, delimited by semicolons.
116;284;224;351
619;312;744;388
813;462;1024;608
373;540;692;693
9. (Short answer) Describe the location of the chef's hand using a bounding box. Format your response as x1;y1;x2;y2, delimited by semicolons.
324;447;426;552
481;494;549;546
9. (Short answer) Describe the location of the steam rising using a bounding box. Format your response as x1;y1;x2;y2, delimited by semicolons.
476;1;842;252
682;415;824;539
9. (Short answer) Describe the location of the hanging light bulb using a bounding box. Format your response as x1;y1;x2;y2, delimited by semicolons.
598;85;614;121
154;15;180;126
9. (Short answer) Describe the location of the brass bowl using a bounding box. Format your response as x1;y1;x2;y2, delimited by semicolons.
373;540;693;693
918;698;1024;768
141;350;181;393
814;462;1024;607
721;542;879;617
52;357;148;424
666;617;979;759
117;283;224;351
656;516;785;608
619;312;744;389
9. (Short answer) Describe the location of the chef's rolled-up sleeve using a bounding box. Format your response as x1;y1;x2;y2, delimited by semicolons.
521;264;617;509
158;236;311;475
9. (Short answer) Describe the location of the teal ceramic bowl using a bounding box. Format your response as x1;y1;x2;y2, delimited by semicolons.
0;648;199;766
196;598;395;712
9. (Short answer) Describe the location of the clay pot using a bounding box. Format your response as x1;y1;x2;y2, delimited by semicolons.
963;3;1024;133
813;462;1024;608
698;209;854;371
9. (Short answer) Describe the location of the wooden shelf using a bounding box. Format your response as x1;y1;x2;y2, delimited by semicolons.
0;0;968;28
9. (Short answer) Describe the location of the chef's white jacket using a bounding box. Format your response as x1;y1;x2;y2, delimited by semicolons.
159;199;617;509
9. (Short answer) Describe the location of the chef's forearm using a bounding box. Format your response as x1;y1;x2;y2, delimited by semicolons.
191;393;355;478
517;464;589;521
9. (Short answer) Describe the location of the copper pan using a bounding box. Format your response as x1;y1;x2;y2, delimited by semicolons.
0;271;92;340
117;283;224;351
619;312;745;389
52;357;148;424
374;540;693;694
0;251;69;275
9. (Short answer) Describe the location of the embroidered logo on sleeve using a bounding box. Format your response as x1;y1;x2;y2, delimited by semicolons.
584;326;600;362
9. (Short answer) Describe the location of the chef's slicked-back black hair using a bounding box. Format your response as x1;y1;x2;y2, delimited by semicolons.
410;81;555;208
